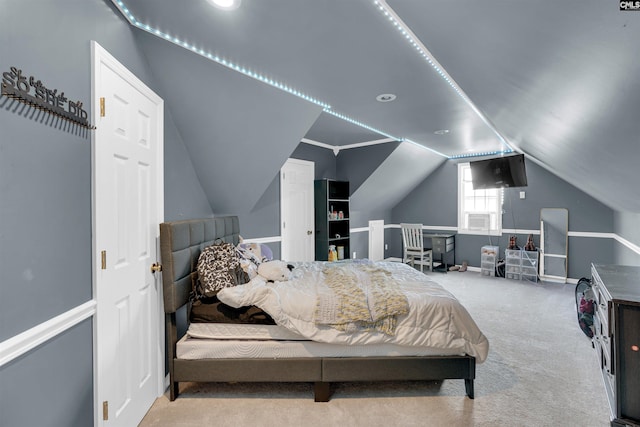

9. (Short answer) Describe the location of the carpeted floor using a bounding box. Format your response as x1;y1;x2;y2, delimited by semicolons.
139;270;612;427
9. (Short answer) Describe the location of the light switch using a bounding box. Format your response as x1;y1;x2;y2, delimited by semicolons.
519;191;526;199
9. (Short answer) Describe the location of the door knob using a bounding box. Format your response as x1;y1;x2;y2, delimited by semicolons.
307;230;313;235
150;263;162;273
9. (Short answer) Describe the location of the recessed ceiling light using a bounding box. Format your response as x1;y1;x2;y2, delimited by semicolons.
434;129;450;135
208;0;241;11
376;93;397;102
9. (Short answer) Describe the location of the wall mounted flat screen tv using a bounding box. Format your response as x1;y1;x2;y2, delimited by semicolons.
469;154;528;190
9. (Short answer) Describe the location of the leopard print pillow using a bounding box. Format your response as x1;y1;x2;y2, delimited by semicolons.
196;241;244;298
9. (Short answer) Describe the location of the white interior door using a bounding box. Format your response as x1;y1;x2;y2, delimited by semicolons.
368;220;385;261
280;158;314;261
92;42;164;427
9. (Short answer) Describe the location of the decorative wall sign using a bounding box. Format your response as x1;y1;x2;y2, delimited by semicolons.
1;66;96;130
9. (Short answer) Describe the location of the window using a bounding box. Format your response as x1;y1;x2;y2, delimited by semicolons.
457;162;502;235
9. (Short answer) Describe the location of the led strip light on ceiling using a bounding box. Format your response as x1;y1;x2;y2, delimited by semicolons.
111;0;510;159
322;109;449;158
374;0;514;157
112;0;330;110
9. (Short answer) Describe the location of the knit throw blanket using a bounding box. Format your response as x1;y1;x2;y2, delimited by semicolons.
315;263;409;335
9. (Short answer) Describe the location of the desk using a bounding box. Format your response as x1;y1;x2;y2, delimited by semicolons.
424;233;455;271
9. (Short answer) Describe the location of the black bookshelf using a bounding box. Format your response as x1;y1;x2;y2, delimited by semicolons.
314;180;350;261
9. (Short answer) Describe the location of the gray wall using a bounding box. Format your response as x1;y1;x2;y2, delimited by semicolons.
288;145;624;271
292;143;338;180
233;143;340;260
237;173;282;258
227;143;632;272
336;142;401;194
238;142;399;261
164;109;215;220
390;158;616;279
614;212;640;266
0;1;211;425
0;321;93;427
216;141;376;260
334;145;397;259
239;141;401;260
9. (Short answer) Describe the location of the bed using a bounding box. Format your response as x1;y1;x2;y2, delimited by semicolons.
160;216;488;402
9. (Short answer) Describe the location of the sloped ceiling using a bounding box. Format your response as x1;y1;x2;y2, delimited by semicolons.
134;30;322;214
349;143;446;213
113;0;640;213
388;0;640;212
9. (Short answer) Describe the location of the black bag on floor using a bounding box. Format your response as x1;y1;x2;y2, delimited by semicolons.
495;259;505;277
575;277;595;338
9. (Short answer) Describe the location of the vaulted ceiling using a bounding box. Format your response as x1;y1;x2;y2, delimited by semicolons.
113;0;640;213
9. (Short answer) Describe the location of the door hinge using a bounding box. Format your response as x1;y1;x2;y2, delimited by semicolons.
103;401;108;421
100;97;105;117
101;250;107;270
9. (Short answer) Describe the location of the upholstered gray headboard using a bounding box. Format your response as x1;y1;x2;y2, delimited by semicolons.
159;216;240;313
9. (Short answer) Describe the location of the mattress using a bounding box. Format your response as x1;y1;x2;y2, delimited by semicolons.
179;323;464;359
188;322;307;340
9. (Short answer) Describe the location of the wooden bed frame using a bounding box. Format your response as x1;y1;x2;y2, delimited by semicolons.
159;216;476;402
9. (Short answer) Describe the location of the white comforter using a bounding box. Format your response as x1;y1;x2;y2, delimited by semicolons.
217;260;489;363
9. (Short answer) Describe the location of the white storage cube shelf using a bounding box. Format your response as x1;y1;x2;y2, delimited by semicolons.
480;246;499;277
505;249;539;282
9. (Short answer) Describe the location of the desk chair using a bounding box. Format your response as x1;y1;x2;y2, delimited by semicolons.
400;223;433;272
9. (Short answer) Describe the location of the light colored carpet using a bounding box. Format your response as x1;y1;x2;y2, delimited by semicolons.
140;271;612;427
